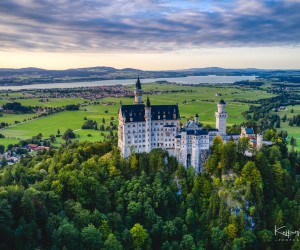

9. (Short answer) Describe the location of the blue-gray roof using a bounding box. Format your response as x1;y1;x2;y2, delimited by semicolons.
120;104;180;123
181;128;209;135
246;128;254;134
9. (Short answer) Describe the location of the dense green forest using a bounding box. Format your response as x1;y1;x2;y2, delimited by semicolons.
1;131;300;249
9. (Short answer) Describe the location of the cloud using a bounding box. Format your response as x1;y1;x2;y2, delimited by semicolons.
0;0;299;52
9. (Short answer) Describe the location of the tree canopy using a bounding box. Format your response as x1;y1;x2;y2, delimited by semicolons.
0;132;300;249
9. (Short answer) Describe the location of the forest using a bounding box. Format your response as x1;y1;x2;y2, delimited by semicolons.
0;129;300;249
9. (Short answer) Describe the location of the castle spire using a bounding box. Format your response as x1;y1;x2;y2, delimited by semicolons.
146;96;151;108
134;76;143;104
135;75;142;90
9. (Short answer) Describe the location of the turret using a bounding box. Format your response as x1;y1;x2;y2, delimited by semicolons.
217;99;226;113
134;76;143;104
215;99;227;135
194;114;199;125
257;133;263;149
144;96;151;152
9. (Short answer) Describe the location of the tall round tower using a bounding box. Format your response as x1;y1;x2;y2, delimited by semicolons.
134;76;143;104
215;99;227;135
145;97;152;152
194;113;199;125
257;133;263;149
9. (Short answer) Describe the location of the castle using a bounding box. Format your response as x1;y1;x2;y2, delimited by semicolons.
118;78;263;172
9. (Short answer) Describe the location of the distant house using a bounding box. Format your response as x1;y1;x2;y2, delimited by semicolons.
26;144;49;151
6;156;18;163
26;144;39;151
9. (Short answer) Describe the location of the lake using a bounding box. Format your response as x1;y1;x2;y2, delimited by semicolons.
0;75;256;90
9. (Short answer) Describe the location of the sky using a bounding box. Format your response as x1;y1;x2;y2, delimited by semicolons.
0;0;299;70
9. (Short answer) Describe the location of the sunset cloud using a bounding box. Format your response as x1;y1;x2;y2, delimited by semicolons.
1;0;299;52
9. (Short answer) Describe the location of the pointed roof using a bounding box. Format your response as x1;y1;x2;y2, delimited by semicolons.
135;75;142;90
219;99;226;105
195;113;199;117
146;96;151;108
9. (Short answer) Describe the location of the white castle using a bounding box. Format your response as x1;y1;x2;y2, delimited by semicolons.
118;78;263;172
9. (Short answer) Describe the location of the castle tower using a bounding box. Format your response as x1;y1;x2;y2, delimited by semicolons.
194;114;199;125
134;76;143;104
118;101;126;157
145;97;152;152
257;133;263;149
215;99;227;135
191;137;200;173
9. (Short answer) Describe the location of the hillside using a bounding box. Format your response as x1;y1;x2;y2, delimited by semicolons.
0;134;300;249
1;66;300;86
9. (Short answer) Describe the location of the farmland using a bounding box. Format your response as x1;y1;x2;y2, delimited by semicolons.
0;81;298;149
276;104;300;149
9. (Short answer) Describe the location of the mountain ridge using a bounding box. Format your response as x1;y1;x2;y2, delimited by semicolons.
0;66;299;86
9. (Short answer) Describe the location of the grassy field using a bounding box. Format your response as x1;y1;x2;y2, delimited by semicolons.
134;83;275;101
0;83;283;148
276;104;300;150
0;113;37;125
0;137;20;148
0;103;118;143
0;97;85;107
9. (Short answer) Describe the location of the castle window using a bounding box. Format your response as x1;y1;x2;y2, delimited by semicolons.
133;125;135;127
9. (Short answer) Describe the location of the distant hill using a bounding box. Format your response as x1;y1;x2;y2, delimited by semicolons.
0;66;299;86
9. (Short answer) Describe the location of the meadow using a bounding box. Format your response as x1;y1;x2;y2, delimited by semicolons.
0;97;85;108
0;82;292;149
276;104;300;149
0;105;118;145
